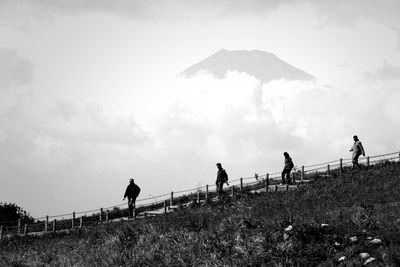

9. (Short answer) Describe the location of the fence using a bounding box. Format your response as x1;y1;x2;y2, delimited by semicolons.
1;151;399;241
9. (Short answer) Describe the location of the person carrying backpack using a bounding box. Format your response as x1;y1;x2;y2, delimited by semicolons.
123;178;141;218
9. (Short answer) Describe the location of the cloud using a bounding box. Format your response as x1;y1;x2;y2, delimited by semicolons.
308;0;400;28
263;78;400;156
163;69;400;171
1;0;399;26
0;49;33;89
365;61;400;81
397;28;400;51
0;0;282;26
1;0;399;218
0;93;153;215
0;96;152;166
49;100;150;146
150;73;313;176
1;64;400;217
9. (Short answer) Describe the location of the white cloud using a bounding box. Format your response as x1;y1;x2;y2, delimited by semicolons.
308;0;400;28
158;69;400;173
0;93;154;215
2;0;399;28
365;61;400;81
1;0;400;217
0;49;33;89
0;0;282;24
1;63;400;217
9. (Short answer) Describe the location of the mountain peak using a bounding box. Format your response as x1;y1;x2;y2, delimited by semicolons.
180;49;314;83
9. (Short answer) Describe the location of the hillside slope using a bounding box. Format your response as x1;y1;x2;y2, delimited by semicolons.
1;161;400;266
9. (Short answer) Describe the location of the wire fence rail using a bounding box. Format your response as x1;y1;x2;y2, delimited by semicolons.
1;151;399;240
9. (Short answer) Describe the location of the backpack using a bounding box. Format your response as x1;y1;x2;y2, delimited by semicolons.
289;160;294;169
223;169;228;182
133;184;141;199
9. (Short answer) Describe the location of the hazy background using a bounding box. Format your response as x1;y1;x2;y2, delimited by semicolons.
1;0;400;218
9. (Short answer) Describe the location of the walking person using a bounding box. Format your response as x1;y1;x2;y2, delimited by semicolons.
281;152;294;185
123;178;141;218
215;163;229;198
350;135;365;170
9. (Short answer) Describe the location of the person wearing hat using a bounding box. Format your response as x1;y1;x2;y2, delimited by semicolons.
350;135;365;170
123;178;141;218
215;163;229;197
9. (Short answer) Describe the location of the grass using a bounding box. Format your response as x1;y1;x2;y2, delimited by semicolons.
1;161;400;266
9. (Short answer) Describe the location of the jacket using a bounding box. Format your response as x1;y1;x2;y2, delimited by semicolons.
124;183;141;200
216;168;228;184
350;141;365;159
284;157;294;169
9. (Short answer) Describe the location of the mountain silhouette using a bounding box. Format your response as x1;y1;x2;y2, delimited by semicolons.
180;49;314;83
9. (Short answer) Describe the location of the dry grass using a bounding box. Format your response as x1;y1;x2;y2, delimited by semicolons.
1;161;400;266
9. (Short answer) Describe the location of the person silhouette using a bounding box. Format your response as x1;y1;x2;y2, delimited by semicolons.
215;163;229;197
123;178;141;218
281;152;294;185
350;135;365;170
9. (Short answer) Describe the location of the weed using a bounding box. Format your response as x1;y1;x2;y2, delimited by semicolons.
1;162;400;266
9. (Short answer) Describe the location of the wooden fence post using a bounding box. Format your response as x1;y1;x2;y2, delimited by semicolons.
340;158;343;174
291;172;296;184
53;219;56;232
72;212;75;229
327;164;330;176
301;166;304;181
240;178;243;191
205;185;209;203
170;191;174;206
266;173;269;192
24;224;28;236
106;210;109;223
18;219;21;234
164;200;168;215
367;156;370;168
99;208;103;222
79;217;83;228
0;225;3;241
197;191;200;203
45;216;49;232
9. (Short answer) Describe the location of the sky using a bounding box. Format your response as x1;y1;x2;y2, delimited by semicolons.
1;0;400;218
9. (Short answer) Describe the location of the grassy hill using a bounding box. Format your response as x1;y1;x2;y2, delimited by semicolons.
1;161;400;266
